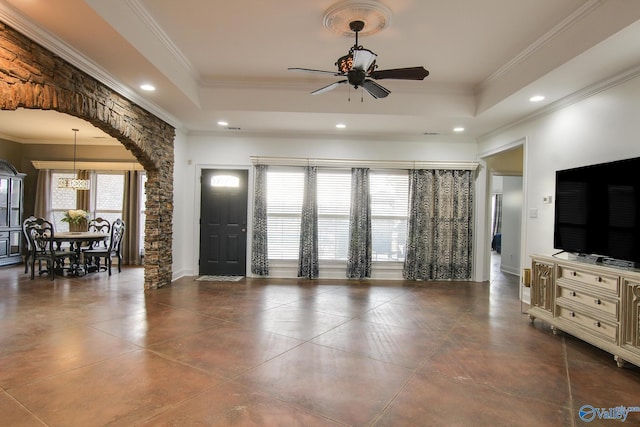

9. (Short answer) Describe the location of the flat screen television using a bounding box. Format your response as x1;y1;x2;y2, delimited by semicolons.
554;156;640;266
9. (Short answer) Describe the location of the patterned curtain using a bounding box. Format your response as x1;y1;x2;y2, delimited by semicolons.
403;169;474;280
347;168;371;279
298;166;318;279
251;165;269;276
492;193;503;237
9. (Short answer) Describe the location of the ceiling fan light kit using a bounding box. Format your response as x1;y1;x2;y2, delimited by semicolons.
290;1;429;99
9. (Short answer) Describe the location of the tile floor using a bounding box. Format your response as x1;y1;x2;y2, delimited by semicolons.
1;257;640;426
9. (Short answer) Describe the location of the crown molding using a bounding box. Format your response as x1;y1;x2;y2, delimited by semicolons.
477;62;640;142
126;0;197;77
0;3;182;130
476;0;605;92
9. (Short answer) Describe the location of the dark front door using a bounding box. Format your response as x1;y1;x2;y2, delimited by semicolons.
199;169;248;275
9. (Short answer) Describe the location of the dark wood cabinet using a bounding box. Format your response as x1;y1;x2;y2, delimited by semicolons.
0;160;25;267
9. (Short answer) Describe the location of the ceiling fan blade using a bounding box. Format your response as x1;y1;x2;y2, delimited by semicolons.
362;80;390;99
352;49;377;71
311;80;348;95
288;67;342;76
370;66;429;80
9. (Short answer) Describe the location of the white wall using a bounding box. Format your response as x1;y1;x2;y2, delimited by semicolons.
500;176;522;276
172;133;487;280
478;73;640;300
171;128;192;280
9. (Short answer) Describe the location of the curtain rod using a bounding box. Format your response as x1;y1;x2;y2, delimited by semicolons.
250;156;479;170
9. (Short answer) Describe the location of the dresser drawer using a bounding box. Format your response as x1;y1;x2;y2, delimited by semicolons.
557;285;618;317
557;306;618;342
558;265;619;295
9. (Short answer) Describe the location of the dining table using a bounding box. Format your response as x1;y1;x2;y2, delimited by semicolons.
53;231;109;276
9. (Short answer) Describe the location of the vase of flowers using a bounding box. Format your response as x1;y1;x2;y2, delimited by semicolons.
62;209;89;232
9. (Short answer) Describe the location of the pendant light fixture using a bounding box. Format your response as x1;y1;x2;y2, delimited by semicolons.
58;128;90;190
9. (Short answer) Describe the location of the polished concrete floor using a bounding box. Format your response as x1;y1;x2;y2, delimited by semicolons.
1;257;640;426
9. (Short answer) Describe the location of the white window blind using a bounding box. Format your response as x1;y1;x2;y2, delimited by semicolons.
370;171;408;261
267;169;304;259
265;168;408;263
317;170;351;260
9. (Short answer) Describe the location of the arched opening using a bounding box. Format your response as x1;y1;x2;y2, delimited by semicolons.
0;21;175;289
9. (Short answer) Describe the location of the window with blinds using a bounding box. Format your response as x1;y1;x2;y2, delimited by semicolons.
51;171;126;231
265;167;409;263
317;170;351;260
266;169;304;259
94;172;124;226
370;171;409;261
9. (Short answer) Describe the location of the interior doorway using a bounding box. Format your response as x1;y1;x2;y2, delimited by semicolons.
482;145;524;284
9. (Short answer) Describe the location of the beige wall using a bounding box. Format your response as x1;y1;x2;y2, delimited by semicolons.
1;141;136;220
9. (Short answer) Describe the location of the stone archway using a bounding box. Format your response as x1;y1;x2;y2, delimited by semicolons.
0;21;174;289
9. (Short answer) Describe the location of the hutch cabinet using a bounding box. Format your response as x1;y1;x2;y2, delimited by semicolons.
0;160;25;267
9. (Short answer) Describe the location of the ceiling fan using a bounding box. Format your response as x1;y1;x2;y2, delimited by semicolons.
289;20;429;99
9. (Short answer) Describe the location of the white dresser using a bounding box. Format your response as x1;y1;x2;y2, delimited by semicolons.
529;254;640;368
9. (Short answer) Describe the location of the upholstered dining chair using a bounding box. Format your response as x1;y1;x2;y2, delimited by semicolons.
26;218;77;280
22;216;38;274
83;218;125;276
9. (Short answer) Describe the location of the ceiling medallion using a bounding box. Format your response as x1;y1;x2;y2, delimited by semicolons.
323;0;392;38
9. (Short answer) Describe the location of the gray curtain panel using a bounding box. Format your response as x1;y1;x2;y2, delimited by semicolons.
492;193;502;237
347;168;371;279
298;166;319;279
403;169;473;280
251;165;269;276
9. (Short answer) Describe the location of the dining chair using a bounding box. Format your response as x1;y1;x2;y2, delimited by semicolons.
22;216;38;274
81;217;111;269
83;218;125;276
26;218;77;280
88;217;110;235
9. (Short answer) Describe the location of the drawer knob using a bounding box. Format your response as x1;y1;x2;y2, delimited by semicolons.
594;321;601;327
570;291;577;297
595;276;602;282
570;312;576;317
594;299;601;305
571;271;577;276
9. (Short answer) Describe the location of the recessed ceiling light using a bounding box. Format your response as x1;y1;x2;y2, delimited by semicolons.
453;127;465;133
140;84;155;91
529;95;545;102
336;123;346;129
217;121;229;126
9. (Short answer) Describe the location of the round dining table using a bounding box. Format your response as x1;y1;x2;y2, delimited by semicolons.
53;231;109;276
